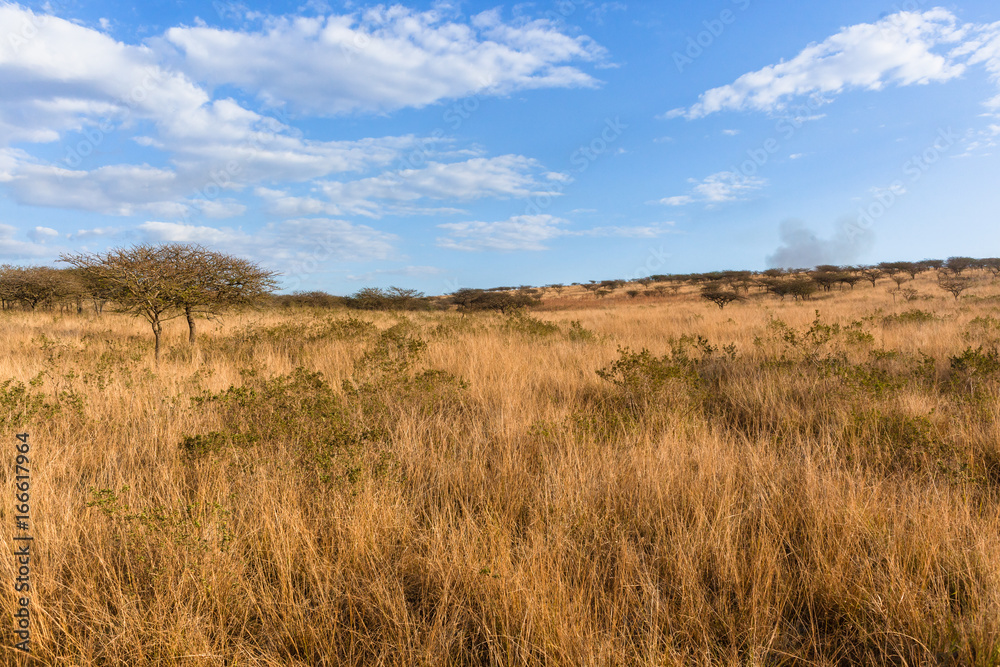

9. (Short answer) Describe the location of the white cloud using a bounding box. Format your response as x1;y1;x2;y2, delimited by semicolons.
71;226;123;240
0;3;211;146
955;123;1000;156
956;21;1000;112
318;155;563;216
659;195;693;207
26;226;59;243
140;220;237;246
722;129;740;136
346;265;446;281
437;214;570;251
0;4;550;220
5;162;183;216
139;218;397;286
584;222;676;238
161;6;606;115
659;171;767;206
0;223;57;259
192;199;247;219
0;133;443;218
670;9;968;119
255;189;344;217
0;2;598;240
437;215;676;251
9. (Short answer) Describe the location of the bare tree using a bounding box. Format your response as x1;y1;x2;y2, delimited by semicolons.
165;245;279;344
0;266;74;310
61;245;191;361
983;258;1000;280
937;276;973;301
63;244;279;353
0;265;14;310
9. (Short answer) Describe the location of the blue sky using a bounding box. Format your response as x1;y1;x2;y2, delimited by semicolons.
1;0;998;293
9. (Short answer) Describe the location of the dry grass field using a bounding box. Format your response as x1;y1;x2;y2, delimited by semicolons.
2;272;1000;665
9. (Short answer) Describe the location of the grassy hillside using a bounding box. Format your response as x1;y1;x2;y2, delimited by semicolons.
2;271;999;665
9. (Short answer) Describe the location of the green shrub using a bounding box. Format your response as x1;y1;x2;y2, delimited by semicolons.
184;367;379;484
884;309;936;325
949;346;1000;380
596;346;700;415
567;320;595;342
311;316;378;340
0;379;53;428
502;313;560;337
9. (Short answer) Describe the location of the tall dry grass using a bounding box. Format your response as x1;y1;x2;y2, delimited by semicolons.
1;272;999;665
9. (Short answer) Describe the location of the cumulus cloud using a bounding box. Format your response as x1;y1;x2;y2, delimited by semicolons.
0;3;211;146
668;9;969;119
0;3;590;222
0;223;58;259
26;226;60;243
317;156;564;217
659;171;767;206
161;5;606;115
5;162;183;216
437;214;569;251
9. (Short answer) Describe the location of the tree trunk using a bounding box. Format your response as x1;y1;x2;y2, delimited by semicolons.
153;318;162;363
185;306;196;345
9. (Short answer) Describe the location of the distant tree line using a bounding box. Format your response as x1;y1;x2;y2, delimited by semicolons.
5;252;999;353
270;285;542;314
542;257;1000;310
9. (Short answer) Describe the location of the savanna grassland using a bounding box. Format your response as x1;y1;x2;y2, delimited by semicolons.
2;272;1000;666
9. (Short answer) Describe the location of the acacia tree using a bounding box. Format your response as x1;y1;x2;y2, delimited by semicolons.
700;283;743;309
879;261;920;279
945;256;975;275
938;276;973;301
450;288;538;313
62;245;191;361
0;266;80;310
63;244;280;354
838;274;864;290
859;266;883;287
811;271;843;292
165;245;279;344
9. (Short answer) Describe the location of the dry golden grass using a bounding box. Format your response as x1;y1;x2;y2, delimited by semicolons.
2;272;1000;665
